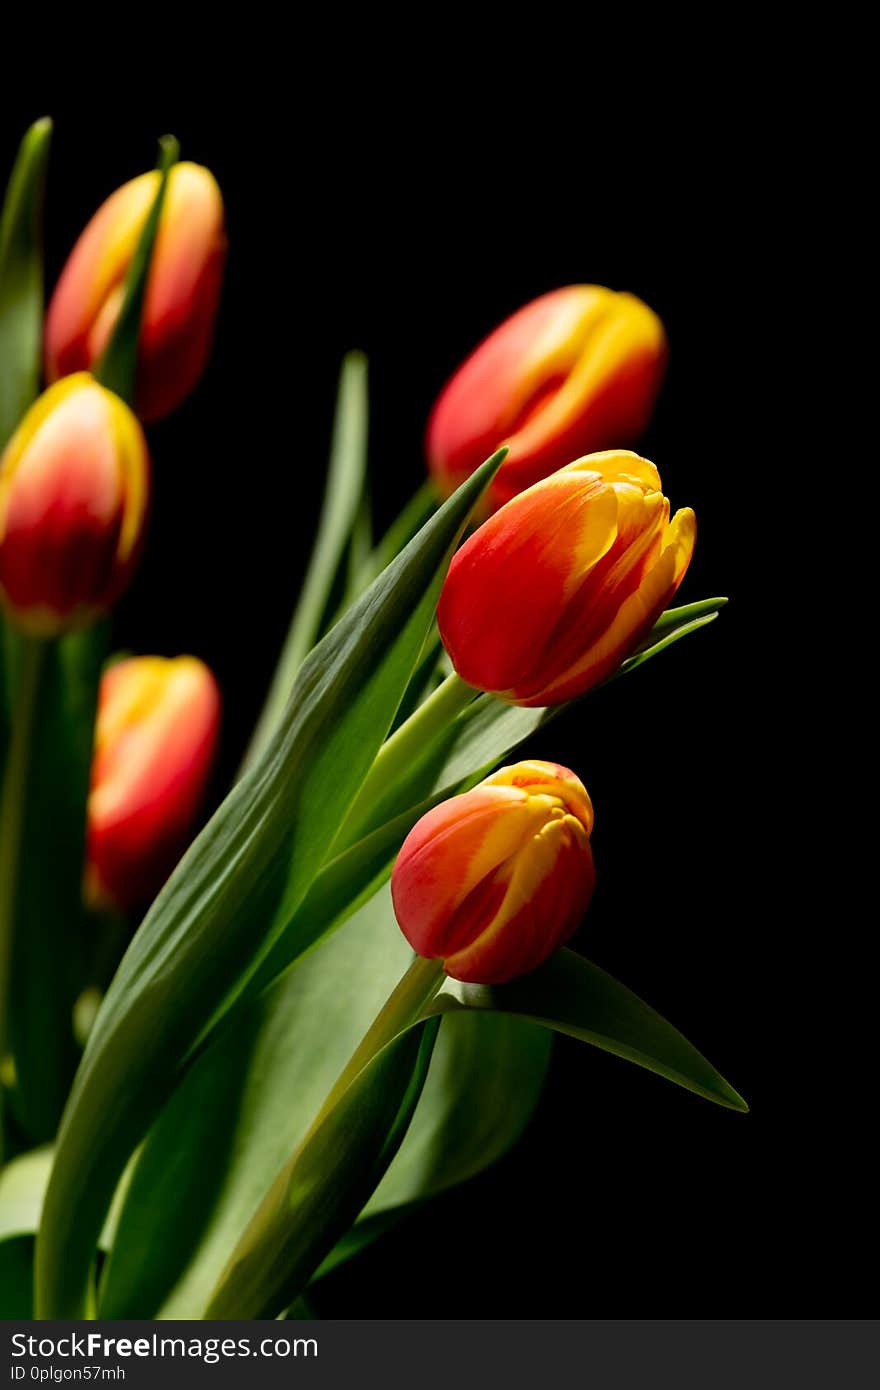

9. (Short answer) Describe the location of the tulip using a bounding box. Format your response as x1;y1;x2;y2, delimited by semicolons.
427;285;666;510
391;760;595;984
437;450;695;707
85;655;221;912
45;162;226;421
0;373;150;636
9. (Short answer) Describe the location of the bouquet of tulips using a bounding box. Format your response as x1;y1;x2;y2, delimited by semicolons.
0;119;745;1322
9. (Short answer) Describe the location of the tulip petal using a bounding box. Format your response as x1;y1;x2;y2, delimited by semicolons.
0;375;149;634
45;174;159;382
426;287;613;492
500;296;666;499
438;474;619;692
392;786;550;959
521;506;697;706
445;815;595;983
45;164;226;422
87;657;221;911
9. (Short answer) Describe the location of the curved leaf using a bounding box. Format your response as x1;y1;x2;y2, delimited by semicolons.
3;629;108;1142
0;116;51;451
205;1018;440;1318
243;352;370;771
0;117;52;784
429;948;748;1112
36;448;504;1318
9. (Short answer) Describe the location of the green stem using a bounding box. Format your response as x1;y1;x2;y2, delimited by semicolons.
0;634;47;1159
337;670;478;849
312;954;443;1132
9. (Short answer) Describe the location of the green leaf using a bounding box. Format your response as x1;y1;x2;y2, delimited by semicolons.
615;597;727;679
362;1008;551;1212
99;880;548;1317
242;352;370;771
94;135;179;404
3;627;109;1142
346;479;437;598
0;118;52;755
35;447;505;1318
206;1018;441;1319
0;117;51;452
428;948;748;1112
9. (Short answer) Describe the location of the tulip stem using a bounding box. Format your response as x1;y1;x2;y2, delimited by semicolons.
0;632;47;1158
336;671;479;849
312;953;444;1132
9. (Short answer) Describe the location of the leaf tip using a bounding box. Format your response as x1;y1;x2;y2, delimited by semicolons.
717;1079;749;1113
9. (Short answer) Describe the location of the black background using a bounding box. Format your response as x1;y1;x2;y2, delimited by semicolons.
1;75;852;1318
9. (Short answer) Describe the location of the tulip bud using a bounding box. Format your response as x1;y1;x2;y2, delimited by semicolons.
392;761;595;984
45;162;226;421
86;655;221;912
0;374;150;635
427;285;666;510
437;450;695;707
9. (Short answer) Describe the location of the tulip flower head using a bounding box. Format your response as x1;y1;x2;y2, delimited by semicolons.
0;374;150;636
392;761;596;984
427;285;667;510
438;450;695;707
86;655;221;913
45;162;226;421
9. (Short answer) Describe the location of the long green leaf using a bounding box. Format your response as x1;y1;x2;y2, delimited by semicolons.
243;351;370;771
205;1019;440;1318
428;947;748;1112
4;629;108;1141
0;117;51;452
35;448;505;1318
98;882;548;1317
344;479;437;602
0;118;52;758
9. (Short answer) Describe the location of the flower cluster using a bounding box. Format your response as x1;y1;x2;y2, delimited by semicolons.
0;125;738;1330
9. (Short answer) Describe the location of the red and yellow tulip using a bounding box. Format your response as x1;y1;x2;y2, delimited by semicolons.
45;162;226;422
426;285;666;511
438;450;695;706
0;373;150;635
392;761;595;984
86;655;221;912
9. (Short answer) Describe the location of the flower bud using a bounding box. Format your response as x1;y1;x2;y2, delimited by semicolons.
392;761;595;984
86;655;221;912
438;450;695;706
0;374;150;635
427;285;666;510
45;162;226;421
